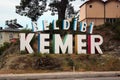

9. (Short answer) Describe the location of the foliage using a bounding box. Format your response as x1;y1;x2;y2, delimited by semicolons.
20;29;32;33
16;0;77;21
20;50;27;55
32;54;62;70
0;42;11;55
1;52;120;71
100;20;120;40
49;0;76;20
16;0;47;21
67;58;75;70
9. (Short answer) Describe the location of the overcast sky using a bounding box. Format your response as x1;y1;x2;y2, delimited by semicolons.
0;0;86;30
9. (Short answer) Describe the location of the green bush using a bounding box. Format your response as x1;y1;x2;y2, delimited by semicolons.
0;42;11;55
20;50;27;55
66;57;75;70
100;20;120;40
20;29;32;33
32;54;62;70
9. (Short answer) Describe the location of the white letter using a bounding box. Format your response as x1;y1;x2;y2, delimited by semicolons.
32;21;38;32
20;33;34;54
80;22;87;32
88;22;94;34
52;20;59;30
91;35;103;54
75;35;87;54
63;20;70;30
73;18;77;31
38;34;50;53
42;20;49;30
53;34;73;54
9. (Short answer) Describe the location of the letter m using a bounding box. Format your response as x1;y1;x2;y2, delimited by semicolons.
53;34;73;54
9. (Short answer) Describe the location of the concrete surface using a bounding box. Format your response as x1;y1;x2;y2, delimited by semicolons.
0;71;120;80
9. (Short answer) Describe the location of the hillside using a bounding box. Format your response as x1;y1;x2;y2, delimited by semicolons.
93;22;120;53
0;22;120;73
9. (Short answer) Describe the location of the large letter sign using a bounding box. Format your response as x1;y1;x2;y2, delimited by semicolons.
20;20;104;54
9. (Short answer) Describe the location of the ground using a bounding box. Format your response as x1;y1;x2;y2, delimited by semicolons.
0;23;120;73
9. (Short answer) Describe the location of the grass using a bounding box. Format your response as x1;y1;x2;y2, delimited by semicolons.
0;53;120;74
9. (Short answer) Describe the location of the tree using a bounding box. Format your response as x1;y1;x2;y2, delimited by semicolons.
16;0;76;30
49;0;75;21
16;0;77;21
16;0;47;21
16;0;47;31
49;0;76;29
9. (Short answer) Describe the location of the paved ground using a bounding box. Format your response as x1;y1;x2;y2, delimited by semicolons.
42;77;120;80
0;77;120;80
0;72;120;80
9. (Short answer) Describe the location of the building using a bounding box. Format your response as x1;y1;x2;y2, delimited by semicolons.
79;0;120;26
0;27;20;47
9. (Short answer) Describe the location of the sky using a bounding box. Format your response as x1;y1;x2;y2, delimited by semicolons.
0;0;86;30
